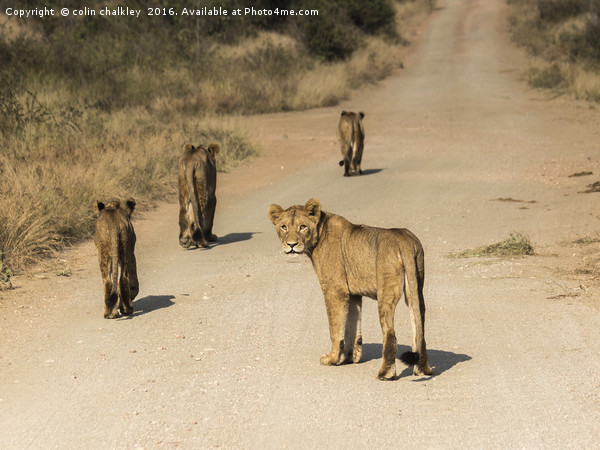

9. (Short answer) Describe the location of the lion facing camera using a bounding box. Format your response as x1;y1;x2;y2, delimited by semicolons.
268;198;432;380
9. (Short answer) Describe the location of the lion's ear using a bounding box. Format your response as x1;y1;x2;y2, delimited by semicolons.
208;143;220;155
304;198;321;221
125;198;136;215
95;201;105;215
359;111;365;119
341;110;347;116
184;143;195;152
268;204;284;224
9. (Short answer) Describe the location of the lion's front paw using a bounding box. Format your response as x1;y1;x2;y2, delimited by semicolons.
320;353;341;366
179;236;192;248
377;364;396;381
104;310;119;319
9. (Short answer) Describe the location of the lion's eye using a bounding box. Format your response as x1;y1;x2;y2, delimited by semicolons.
281;224;288;231
299;225;306;231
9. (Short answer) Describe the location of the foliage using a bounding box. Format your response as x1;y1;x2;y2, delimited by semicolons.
508;0;600;101
527;62;566;88
538;0;590;22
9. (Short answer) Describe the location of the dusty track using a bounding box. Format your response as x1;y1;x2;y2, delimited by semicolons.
2;0;600;447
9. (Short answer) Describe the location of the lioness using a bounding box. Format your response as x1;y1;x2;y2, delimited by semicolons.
337;111;365;176
94;199;139;319
268;198;432;380
178;142;219;248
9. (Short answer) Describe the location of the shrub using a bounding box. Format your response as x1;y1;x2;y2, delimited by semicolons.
509;0;600;100
527;62;566;88
583;13;600;61
538;0;588;22
295;3;360;61
347;0;397;36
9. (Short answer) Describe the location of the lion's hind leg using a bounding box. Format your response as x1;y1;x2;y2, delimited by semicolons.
104;291;119;319
404;252;432;376
343;295;363;363
100;255;119;319
376;269;403;380
119;270;134;316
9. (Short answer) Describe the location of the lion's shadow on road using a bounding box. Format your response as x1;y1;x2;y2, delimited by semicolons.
359;168;383;176
119;295;176;319
181;232;260;251
214;232;260;246
361;343;471;379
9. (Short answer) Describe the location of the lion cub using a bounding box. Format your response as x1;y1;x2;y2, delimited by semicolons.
94;199;139;319
178;143;219;248
337;111;365;176
268;198;432;380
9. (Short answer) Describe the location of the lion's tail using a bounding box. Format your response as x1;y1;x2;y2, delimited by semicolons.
399;351;420;366
109;223;120;308
400;241;426;367
185;163;205;244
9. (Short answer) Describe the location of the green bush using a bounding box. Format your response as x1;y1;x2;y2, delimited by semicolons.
538;0;588;22
348;0;397;36
283;1;356;61
528;63;565;88
583;15;600;61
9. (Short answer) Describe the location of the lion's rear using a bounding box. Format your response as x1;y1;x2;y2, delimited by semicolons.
337;111;364;176
177;143;218;248
94;200;137;319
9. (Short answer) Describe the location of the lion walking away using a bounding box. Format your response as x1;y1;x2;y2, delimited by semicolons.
268;198;432;380
178;143;219;249
337;111;365;176
94;199;139;319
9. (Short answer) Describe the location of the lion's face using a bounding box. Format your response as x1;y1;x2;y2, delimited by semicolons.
268;198;322;255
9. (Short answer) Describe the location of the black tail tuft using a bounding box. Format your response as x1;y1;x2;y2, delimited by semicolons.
339;160;344;166
399;351;419;366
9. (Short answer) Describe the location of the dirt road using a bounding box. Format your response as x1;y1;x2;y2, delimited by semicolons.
2;0;600;447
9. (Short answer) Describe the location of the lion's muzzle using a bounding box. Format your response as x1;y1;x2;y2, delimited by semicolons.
283;242;304;254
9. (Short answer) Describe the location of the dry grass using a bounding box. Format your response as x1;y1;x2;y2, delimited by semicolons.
508;1;600;102
449;232;535;259
0;110;257;274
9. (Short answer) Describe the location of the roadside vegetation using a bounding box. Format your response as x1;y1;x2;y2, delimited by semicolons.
508;0;600;101
448;232;535;258
0;0;435;277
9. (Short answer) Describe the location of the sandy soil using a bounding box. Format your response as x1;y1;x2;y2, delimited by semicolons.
2;0;600;447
